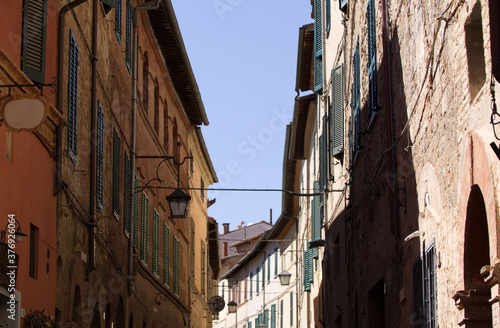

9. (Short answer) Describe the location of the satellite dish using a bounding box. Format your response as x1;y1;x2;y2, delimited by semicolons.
208;296;225;313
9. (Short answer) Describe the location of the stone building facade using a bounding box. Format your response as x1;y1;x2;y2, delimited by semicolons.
292;0;500;326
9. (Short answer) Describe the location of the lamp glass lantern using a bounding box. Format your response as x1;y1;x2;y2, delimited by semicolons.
165;188;191;218
278;270;292;286
227;300;237;314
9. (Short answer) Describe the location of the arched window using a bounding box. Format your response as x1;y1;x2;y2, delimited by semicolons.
142;52;149;113
72;285;82;326
116;296;125;328
173;118;179;161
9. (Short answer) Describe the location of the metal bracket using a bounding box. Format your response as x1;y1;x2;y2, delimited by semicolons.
0;77;57;96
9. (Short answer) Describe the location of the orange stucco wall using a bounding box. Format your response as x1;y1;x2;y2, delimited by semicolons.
0;128;57;320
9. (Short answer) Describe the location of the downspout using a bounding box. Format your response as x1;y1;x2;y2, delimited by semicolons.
381;0;398;241
55;0;89;196
89;0;99;271
128;0;161;296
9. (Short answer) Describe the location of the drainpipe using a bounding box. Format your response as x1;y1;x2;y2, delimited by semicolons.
128;0;161;296
88;0;99;271
55;0;89;196
381;0;398;241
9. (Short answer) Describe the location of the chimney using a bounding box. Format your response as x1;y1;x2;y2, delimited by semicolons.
223;223;230;234
223;242;228;257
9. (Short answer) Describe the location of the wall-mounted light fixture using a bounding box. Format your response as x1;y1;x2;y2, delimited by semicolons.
1;219;27;243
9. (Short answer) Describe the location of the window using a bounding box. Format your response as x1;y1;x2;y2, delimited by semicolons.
173;236;180;296
465;2;486;100
125;0;132;70
271;304;276;328
115;0;122;41
326;0;331;33
280;300;284;328
274;248;278;276
290;292;293;326
67;31;79;160
267;255;271;282
133;175;139;248
124;151;131;234
367;0;378;114
201;245;206;296
21;0;47;84
97;103;104;208
163;223;170;286
29;223;38;279
201;178;205;202
152;208;160;276
351;39;361;159
250;272;253;297
256;267;260;293
413;244;436;328
113;128;121;218
142;53;149;113
164;101;169;151
314;0;323;93
331;65;344;158
154;82;159;134
140;192;149;264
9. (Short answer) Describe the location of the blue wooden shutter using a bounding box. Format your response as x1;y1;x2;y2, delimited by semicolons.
152;208;160;276
67;31;79;159
340;0;348;13
97;103;104;208
113;128;121;217
163;223;170;286
367;0;378;113
125;0;132;70
326;0;331;33
331;65;344;158
123;151;131;234
115;0;122;40
140;192;149;264
173;236;180;295
133;175;139;248
314;0;323;93
21;0;47;84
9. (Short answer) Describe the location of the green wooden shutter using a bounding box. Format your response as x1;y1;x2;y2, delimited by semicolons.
304;249;312;292
113;128;121;217
262;261;265;288
115;0;122;40
264;309;269;326
250;271;253;297
256;267;260;293
340;0;348;12
326;0;331;33
367;0;378;114
314;0;323;93
152;208;160;276
123;151;131;234
271;304;276;328
21;0;47;84
97;103;104;208
311;180;321;243
267;255;271;282
319;116;328;190
173;236;180;295
280;300;283;328
290;292;293;325
125;0;132;70
133;175;139;248
67;31;79;159
249;322;252;328
140;192;149;264
163;223;170;286
331;65;344;158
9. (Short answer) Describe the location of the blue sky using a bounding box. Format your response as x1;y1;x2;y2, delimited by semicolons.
171;1;313;233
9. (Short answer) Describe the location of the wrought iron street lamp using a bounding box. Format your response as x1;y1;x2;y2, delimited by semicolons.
277;270;292;286
166;188;191;218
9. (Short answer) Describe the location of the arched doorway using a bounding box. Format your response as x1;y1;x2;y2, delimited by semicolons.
90;304;100;328
462;185;492;327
